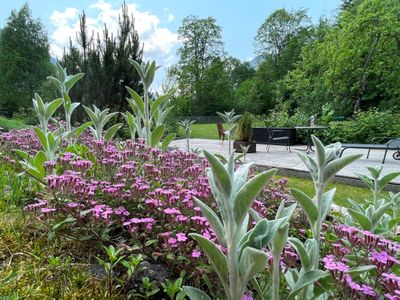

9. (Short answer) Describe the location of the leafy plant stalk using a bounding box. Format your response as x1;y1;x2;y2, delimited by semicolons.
184;151;291;300
178;119;196;151
291;135;361;269
217;109;241;155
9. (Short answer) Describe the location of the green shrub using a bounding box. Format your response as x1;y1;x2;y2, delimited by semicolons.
321;109;400;143
235;111;253;141
264;109;309;128
12;107;38;125
0;116;27;131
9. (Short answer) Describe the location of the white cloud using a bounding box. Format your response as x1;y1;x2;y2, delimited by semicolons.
49;0;180;68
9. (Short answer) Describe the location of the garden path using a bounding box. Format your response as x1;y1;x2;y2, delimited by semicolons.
170;138;400;186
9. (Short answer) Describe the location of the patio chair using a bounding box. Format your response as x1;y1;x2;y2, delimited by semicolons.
216;123;226;144
266;127;291;152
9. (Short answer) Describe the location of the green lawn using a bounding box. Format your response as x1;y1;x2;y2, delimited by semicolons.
284;175;376;205
177;123;221;139
182;121;265;140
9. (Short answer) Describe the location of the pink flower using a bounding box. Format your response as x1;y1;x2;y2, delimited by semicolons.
164;207;181;215
168;238;177;247
191;250;201;258
176;232;187;242
40;207;56;213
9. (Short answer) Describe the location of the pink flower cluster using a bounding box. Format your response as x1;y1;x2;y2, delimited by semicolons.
322;224;400;299
1;127;291;289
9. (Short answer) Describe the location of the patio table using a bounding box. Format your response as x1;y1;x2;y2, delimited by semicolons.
295;126;329;153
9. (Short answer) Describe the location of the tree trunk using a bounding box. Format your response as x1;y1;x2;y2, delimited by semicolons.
355;33;381;113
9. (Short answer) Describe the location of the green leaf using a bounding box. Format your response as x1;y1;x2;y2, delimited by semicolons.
34;151;47;175
347;265;375;277
105;123;123;142
52;217;76;230
34;127;48;149
126;87;145;114
14;149;29;160
26;167;46;181
295;151;318;181
46;98;63;119
320;188;336;221
129;59;145;80
239;218;287;254
290;188;317;226
65;73;84;93
233;169;276;226
312;135;325;167
348;208;373;230
150;124;165;147
379;172;400;191
47;76;62;90
249;208;262;222
288;238;311;270
226;151;235;177
366;167;382;179
233;162;252;193
83;105;97;123
276;202;297;219
151;94;170;116
388;217;400;229
372;202;391;224
203;150;232;201
355;173;373;190
193;198;226;247
182;286;211;300
69;102;80;115
323;154;362;183
272;223;289;255
103;112;119;125
75;121;93;138
161;133;176;151
239;247;268;283
288;270;326;300
189;233;228;287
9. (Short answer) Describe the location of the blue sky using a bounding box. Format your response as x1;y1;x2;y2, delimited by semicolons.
0;0;341;87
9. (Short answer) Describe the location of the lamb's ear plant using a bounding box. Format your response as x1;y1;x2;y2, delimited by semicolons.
178;119;196;152
340;168;400;234
214;153;245;165
251;201;297;300
47;62;85;133
239;144;251;163
355;167;400;205
32;93;63;133
33;128;62;161
128;59;176;148
291;136;361;269
14;149;47;183
121;111;138;141
286;238;326;300
217;109;241;155
184;151;289;300
344;198;393;233
388;192;400;234
83;105;123;142
388;192;400;222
